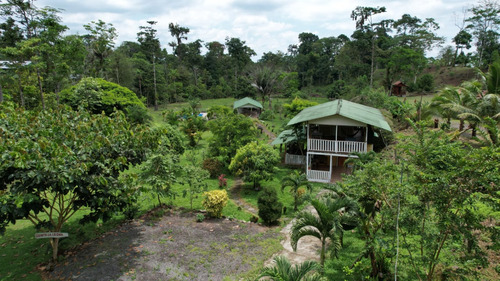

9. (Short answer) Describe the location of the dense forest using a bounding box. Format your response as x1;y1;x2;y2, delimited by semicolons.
0;0;499;110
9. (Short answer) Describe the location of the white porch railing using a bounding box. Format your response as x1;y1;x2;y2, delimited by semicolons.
307;170;331;183
308;139;366;153
285;153;306;165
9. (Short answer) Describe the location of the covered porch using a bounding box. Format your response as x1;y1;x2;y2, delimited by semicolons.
306;152;353;183
307;123;369;154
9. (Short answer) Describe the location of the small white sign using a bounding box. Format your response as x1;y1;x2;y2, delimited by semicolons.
35;232;69;239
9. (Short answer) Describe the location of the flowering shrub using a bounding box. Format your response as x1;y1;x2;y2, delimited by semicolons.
218;174;227;188
202;190;228;218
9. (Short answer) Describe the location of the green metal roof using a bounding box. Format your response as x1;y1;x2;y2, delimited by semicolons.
287;99;392;131
233;97;263;109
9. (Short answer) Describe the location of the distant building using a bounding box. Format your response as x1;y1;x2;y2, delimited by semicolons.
391;81;407;97
233;97;263;117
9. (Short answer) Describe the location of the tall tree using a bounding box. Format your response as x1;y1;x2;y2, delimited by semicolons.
225;37;256;94
466;0;500;66
246;63;282;109
137;21;161;110
83;19;117;78
351;6;387;88
168;22;189;60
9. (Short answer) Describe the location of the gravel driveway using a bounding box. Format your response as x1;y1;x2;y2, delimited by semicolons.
44;207;282;281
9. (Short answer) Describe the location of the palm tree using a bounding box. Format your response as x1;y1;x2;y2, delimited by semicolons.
281;170;312;211
256;256;323;281
431;85;477;131
291;197;358;266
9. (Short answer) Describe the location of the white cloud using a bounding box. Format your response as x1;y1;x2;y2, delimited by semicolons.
36;0;475;58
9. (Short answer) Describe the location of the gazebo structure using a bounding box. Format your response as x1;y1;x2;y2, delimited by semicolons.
233;97;263;117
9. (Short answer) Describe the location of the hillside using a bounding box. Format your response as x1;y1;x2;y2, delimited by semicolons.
423;66;477;90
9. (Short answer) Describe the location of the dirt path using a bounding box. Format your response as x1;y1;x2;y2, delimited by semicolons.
43;208;279;281
255;121;276;143
229;178;258;217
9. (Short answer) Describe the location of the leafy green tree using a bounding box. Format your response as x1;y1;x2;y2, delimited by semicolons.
400;122;500;280
182;115;206;147
335;158;399;278
168;22;189;60
139;150;181;206
207;113;257;164
0;106;161;262
258;186;283;225
229;142;280;189
283;97;318;118
452;30;473;65
466;0;500;66
182;165;209;210
292;197;358;266
257;256;323;281
83;19;117;78
281;170;312;211
225;37;256;94
340;122;500;280
351;6;387;87
0;17;23;48
137;21;161;110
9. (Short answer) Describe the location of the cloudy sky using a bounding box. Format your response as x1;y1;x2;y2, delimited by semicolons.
37;0;475;58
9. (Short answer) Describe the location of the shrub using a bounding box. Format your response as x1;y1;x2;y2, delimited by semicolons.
126;104;152;125
218;174;227;188
417;73;435;92
196;213;205;222
202;158;223;178
202;190;228;218
258;187;283;225
259;110;275;121
60;77;144;115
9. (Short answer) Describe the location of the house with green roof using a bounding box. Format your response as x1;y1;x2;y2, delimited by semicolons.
275;99;391;183
233;97;263;117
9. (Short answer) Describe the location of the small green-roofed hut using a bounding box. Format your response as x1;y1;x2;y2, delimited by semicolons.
233;97;263;117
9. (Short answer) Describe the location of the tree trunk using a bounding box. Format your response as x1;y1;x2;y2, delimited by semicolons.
459;119;464;131
153;55;158;111
17;75;25;108
36;68;45;110
50;238;59;262
320;240;326;267
369;248;378;277
0;82;3;103
370;35;375;88
192;67;198;86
